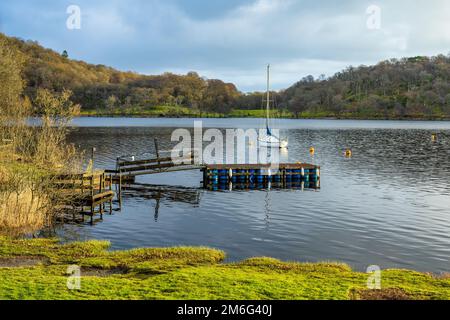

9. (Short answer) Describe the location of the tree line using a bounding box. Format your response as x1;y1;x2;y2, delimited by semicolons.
2;32;450;119
281;55;450;119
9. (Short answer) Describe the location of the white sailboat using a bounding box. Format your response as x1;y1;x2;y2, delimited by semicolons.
258;64;289;149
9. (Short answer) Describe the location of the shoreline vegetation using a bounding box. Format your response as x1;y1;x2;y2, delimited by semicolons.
2;32;450;122
1;33;82;236
1;237;450;300
79;108;450;121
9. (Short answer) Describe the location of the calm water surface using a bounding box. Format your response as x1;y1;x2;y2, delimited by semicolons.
55;118;450;273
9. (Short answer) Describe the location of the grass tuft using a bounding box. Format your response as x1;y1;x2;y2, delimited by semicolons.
1;237;450;300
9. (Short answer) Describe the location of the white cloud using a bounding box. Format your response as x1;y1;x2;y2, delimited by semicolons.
2;0;450;91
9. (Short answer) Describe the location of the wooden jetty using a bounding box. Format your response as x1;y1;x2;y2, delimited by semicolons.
115;155;200;177
52;170;116;223
56;138;321;223
112;157;320;189
108;139;321;191
202;163;320;188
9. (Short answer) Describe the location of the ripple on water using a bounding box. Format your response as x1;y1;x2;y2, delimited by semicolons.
55;121;450;273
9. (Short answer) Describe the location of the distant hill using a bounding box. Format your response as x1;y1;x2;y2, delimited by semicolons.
0;33;240;116
280;55;450;119
2;32;450;119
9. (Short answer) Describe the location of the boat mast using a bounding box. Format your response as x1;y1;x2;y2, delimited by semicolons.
266;64;270;133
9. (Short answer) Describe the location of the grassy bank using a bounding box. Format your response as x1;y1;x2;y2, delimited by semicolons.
80;106;225;118
1;237;449;300
80;108;450;120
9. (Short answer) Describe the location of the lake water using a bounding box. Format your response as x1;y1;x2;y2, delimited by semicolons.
54;118;450;273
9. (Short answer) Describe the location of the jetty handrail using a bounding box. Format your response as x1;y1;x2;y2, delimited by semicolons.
115;142;202;176
116;148;201;165
50;170;112;195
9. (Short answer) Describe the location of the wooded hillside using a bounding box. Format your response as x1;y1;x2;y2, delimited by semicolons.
2;32;450;119
281;55;450;119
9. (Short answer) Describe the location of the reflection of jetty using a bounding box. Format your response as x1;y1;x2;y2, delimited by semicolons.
121;183;201;205
120;183;201;222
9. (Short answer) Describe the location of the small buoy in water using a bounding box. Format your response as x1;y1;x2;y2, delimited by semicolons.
432;133;438;142
345;149;352;158
309;147;315;155
131;156;135;161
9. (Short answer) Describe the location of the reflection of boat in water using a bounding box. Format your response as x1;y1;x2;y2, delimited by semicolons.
258;64;288;149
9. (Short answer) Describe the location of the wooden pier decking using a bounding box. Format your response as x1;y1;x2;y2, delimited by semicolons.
115;155;201;176
108;139;320;189
52;170;116;223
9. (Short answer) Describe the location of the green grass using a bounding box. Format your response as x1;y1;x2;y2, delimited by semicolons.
80;107;296;119
80;106;225;118
0;237;449;300
79;106;450;120
228;109;294;118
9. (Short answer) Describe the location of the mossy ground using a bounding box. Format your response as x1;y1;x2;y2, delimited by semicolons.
0;237;449;300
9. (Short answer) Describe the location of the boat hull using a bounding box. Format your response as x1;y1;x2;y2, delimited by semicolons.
258;137;289;148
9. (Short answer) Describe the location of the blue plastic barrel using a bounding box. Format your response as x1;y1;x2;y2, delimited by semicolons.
219;169;228;183
238;169;247;183
256;169;264;183
266;169;273;182
303;169;310;181
231;169;238;183
293;169;301;181
210;170;219;184
285;169;292;181
248;169;256;183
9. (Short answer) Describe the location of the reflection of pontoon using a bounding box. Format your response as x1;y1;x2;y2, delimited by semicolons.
205;180;320;192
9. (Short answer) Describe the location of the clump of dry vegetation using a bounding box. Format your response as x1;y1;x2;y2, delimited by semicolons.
0;174;50;235
0;35;81;235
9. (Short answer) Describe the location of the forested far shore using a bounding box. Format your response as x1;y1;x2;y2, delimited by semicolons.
2;32;450;120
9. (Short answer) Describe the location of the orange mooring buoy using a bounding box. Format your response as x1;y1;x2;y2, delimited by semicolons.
309;147;315;156
345;149;352;158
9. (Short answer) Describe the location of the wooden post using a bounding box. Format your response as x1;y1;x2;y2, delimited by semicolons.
108;174;112;191
154;138;161;171
118;173;122;210
90;175;94;198
202;168;207;187
91;147;96;175
99;200;104;219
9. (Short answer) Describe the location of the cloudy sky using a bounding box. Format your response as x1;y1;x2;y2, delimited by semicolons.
1;0;449;91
